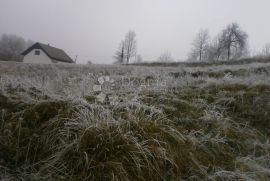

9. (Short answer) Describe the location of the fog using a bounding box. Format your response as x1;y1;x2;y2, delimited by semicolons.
1;0;270;64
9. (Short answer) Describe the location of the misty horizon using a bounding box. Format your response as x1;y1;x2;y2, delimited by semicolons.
1;0;270;64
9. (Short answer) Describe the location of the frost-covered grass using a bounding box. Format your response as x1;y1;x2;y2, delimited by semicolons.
184;61;270;74
0;60;270;180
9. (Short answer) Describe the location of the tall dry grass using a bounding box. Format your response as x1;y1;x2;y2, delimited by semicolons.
0;60;270;180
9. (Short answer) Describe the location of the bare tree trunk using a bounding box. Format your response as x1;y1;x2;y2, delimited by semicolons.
227;46;231;60
126;55;129;64
120;46;124;63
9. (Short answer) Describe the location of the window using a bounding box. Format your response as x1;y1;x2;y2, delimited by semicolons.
35;50;40;55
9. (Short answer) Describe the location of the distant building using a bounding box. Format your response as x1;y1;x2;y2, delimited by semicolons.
22;42;74;64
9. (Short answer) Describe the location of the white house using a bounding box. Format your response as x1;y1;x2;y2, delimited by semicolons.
22;42;74;64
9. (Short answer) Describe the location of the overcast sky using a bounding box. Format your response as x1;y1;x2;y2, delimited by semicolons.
1;0;270;64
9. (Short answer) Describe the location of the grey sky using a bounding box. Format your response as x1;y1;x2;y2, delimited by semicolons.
1;0;270;64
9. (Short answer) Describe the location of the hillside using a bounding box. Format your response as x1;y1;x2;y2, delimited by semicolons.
0;60;270;180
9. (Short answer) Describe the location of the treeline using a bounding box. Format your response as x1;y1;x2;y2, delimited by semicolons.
188;22;270;62
118;22;270;64
188;23;249;62
1;24;270;63
0;34;33;61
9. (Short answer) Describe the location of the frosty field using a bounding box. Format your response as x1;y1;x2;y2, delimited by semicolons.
0;60;270;180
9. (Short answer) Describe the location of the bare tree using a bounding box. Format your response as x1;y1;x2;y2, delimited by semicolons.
219;23;248;60
0;34;33;61
123;31;137;64
114;31;137;64
205;34;226;61
157;52;174;62
189;29;210;61
113;41;125;64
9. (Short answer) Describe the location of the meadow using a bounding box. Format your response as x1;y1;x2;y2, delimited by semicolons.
0;59;270;180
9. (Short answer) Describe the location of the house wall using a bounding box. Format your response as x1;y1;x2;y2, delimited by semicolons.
23;49;53;64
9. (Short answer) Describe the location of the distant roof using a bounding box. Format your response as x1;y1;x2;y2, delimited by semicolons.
22;42;74;63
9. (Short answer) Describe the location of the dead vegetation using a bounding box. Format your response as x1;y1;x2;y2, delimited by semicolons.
0;59;270;180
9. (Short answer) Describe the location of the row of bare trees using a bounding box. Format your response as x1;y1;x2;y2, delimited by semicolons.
188;23;249;62
0;34;33;61
115;24;251;64
113;24;270;64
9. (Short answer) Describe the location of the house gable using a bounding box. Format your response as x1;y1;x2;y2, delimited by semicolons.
23;48;54;64
22;43;74;63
